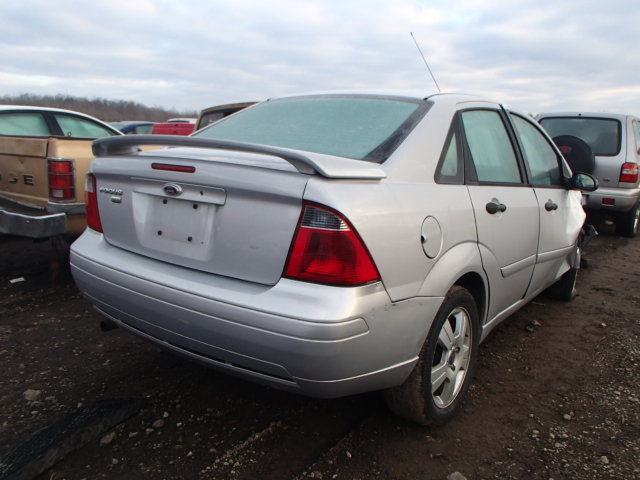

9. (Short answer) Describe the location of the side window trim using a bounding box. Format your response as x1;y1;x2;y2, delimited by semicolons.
42;112;63;137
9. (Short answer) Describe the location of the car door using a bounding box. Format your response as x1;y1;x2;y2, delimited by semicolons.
460;108;539;323
508;112;584;294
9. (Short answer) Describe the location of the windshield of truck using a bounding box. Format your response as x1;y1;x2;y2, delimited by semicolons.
539;117;621;156
192;95;425;162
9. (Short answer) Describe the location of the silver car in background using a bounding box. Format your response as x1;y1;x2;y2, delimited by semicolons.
537;112;640;237
70;92;596;425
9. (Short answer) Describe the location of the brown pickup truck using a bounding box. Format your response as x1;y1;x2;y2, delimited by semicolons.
0;106;121;239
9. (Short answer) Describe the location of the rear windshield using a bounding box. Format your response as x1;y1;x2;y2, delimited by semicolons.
539;117;621;156
192;95;425;162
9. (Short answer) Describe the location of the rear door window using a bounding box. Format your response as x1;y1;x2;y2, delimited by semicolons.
461;110;523;184
0;112;50;136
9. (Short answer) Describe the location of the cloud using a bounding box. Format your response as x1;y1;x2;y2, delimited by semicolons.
0;0;639;116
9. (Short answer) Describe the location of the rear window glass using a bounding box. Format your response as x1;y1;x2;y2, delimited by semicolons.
539;117;621;156
0;112;50;136
193;95;423;162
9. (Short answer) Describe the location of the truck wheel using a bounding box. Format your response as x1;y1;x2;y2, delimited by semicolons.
615;203;640;238
544;266;578;301
384;286;480;426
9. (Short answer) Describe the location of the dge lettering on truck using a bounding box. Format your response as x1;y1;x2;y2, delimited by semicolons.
1;172;35;185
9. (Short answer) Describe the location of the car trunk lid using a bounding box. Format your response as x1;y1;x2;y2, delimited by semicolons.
90;138;385;285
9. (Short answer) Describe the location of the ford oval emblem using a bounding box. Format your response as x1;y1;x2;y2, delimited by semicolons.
163;183;183;196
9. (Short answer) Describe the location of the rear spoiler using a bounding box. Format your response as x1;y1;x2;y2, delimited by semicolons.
92;135;386;179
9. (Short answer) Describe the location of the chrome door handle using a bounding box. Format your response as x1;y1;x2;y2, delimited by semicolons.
486;202;507;214
545;201;558;211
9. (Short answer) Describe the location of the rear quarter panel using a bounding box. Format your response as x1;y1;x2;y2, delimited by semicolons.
301;98;481;303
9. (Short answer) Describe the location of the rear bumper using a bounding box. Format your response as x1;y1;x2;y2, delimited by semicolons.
584;186;640;213
0;197;67;238
70;230;443;398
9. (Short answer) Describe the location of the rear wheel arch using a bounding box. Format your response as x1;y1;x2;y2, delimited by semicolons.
454;272;486;325
385;284;481;425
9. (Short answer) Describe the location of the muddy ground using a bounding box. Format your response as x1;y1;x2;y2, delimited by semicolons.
0;227;638;480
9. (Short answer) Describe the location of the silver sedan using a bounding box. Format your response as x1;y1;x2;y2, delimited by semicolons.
70;92;596;425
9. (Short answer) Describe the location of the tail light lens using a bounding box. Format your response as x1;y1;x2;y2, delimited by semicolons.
284;203;380;286
86;173;103;233
48;159;75;201
620;162;639;183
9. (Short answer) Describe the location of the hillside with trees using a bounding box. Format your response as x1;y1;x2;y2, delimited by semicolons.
0;94;197;122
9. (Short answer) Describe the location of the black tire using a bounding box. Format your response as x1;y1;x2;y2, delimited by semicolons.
615;202;640;238
384;286;480;426
544;266;578;301
552;135;595;174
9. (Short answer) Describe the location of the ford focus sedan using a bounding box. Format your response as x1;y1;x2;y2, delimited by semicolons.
70;92;596;425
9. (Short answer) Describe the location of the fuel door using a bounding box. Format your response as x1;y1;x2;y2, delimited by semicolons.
421;216;442;259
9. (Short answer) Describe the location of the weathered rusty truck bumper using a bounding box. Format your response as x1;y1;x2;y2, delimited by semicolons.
0;197;67;238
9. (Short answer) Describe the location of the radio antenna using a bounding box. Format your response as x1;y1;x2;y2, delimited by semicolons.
410;32;441;92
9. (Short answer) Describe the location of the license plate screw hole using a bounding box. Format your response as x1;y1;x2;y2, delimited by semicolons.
162;199;168;205
157;230;162;236
188;236;193;242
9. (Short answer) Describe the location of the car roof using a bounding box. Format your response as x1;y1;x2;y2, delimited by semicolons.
0;105;124;136
537;112;637;121
265;90;488;102
0;104;121;126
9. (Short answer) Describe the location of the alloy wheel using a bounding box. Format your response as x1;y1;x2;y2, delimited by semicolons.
431;307;472;409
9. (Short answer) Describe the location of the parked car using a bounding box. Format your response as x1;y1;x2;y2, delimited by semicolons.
537;112;640;237
195;102;257;130
110;121;156;135
70;92;596;425
0;106;122;239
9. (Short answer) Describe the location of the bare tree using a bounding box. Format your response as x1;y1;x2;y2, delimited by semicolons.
0;94;197;122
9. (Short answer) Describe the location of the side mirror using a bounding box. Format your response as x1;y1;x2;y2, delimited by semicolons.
568;172;598;192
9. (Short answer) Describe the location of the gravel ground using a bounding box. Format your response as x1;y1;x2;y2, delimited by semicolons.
0;226;638;480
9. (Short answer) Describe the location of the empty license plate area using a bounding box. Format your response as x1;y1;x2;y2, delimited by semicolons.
132;191;218;261
151;196;211;244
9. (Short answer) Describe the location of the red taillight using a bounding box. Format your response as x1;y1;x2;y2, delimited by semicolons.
86;173;103;233
620;162;638;183
284;203;380;286
48;159;75;201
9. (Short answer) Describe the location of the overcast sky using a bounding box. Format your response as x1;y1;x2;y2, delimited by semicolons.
1;0;638;116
